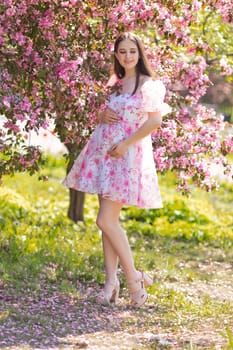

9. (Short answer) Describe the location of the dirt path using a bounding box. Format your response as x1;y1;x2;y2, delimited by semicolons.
1;259;233;350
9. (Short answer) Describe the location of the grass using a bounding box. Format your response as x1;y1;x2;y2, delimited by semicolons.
0;154;233;349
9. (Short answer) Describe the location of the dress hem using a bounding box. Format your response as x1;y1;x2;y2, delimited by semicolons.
63;183;163;210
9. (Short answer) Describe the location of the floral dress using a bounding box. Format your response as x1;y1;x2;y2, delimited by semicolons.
63;79;171;208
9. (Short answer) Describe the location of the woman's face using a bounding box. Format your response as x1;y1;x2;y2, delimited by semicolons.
115;38;139;72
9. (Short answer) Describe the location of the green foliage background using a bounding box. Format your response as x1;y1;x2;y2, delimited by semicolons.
0;155;232;285
0;155;233;349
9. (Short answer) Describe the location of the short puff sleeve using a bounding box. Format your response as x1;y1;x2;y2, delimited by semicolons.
140;80;171;116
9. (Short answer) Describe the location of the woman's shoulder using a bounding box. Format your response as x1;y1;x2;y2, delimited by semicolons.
140;74;152;81
140;76;166;93
139;75;151;85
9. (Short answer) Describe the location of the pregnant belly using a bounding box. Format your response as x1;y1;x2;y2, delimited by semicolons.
90;123;125;155
91;118;143;156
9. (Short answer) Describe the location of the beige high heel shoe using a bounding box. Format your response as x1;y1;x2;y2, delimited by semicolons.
128;271;153;307
97;279;120;305
143;272;153;287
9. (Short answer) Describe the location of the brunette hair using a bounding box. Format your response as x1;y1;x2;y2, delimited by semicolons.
113;32;154;95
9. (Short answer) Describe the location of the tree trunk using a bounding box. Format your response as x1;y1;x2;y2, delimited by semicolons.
64;142;87;222
68;189;85;222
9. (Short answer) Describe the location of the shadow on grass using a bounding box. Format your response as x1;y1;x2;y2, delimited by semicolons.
1;281;114;348
0;275;160;349
1;246;233;350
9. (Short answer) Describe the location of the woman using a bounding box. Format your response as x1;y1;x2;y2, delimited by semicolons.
63;32;171;307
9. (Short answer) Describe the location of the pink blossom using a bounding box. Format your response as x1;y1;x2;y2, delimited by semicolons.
14;32;26;45
15;113;26;122
6;7;16;16
219;58;233;75
3;120;20;133
4;0;13;5
2;96;11;109
0;0;232;190
58;26;68;39
19;97;32;112
25;42;33;56
38;17;53;29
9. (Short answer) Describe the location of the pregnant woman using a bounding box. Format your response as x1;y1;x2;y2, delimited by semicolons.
63;32;171;307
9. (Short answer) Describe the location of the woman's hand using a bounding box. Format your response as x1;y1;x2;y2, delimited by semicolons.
98;107;119;124
107;141;128;158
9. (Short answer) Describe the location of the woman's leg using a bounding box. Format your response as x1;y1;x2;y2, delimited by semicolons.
96;198;138;282
102;233;119;282
98;196;119;284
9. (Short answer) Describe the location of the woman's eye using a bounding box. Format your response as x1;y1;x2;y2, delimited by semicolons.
119;51;137;54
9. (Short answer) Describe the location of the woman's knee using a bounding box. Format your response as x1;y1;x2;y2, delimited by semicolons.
96;199;122;232
96;213;105;231
96;213;112;233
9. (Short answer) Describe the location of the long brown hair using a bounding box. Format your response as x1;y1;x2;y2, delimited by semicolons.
113;32;154;95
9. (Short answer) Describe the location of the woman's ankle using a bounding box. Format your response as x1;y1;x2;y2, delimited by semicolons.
105;273;118;285
126;270;140;284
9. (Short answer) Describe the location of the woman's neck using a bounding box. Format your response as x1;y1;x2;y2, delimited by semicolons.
124;68;137;78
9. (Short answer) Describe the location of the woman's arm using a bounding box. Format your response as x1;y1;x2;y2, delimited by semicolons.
108;112;162;158
124;111;162;147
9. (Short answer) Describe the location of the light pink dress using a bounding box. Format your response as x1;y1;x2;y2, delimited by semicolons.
63;79;171;208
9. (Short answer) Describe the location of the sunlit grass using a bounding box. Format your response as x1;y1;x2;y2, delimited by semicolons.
0;155;233;349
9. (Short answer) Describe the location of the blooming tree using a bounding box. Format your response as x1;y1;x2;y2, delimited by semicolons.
0;0;232;221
